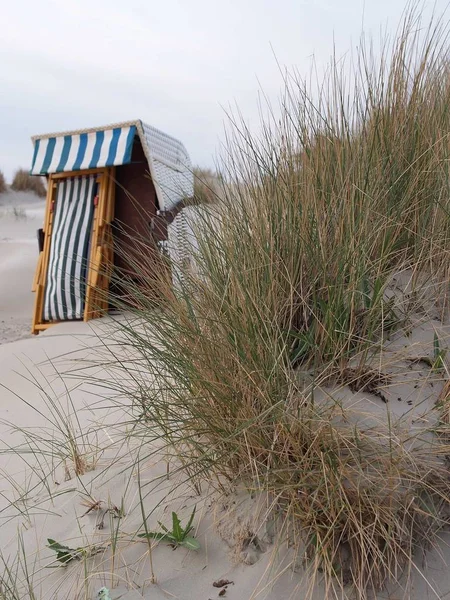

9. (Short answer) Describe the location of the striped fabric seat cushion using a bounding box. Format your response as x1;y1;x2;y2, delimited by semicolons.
44;176;96;321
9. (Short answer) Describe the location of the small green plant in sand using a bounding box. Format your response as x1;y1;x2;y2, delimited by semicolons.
138;507;200;550
408;332;448;373
97;588;112;600
46;538;104;566
433;332;447;373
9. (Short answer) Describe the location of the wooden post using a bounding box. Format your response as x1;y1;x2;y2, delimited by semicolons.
84;167;115;321
31;176;58;334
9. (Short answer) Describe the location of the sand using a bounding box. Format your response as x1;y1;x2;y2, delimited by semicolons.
0;321;311;600
1;190;450;599
1;316;449;599
0;191;45;344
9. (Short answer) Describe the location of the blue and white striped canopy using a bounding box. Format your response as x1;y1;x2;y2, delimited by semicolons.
30;120;194;211
31;125;137;175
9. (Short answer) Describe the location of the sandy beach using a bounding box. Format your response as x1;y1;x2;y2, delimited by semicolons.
0;191;45;344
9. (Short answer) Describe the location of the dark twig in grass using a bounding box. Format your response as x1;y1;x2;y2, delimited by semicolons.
337;367;391;403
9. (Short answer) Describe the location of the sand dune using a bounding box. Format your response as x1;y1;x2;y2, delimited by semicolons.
0;313;449;599
0;321;313;600
1;193;450;599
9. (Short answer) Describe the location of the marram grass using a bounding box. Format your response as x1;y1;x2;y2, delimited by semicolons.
109;7;450;599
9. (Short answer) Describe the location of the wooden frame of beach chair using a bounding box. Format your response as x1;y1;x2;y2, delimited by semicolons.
31;167;115;334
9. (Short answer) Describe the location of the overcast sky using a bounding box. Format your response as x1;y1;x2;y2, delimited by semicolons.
0;0;446;180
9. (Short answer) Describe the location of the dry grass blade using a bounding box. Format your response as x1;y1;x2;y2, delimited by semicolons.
438;379;450;424
80;497;104;516
337;367;391;402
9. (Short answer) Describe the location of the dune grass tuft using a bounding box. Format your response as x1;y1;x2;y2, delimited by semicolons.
107;7;450;598
192;167;223;205
0;170;7;194
11;169;46;198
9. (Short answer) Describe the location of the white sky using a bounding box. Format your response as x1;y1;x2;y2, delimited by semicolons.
0;0;446;180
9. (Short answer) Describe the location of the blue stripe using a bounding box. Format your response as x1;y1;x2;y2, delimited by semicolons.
72;133;88;170
30;139;41;174
41;138;56;174
122;126;136;164
56;136;72;172
106;128;122;166
89;130;105;168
